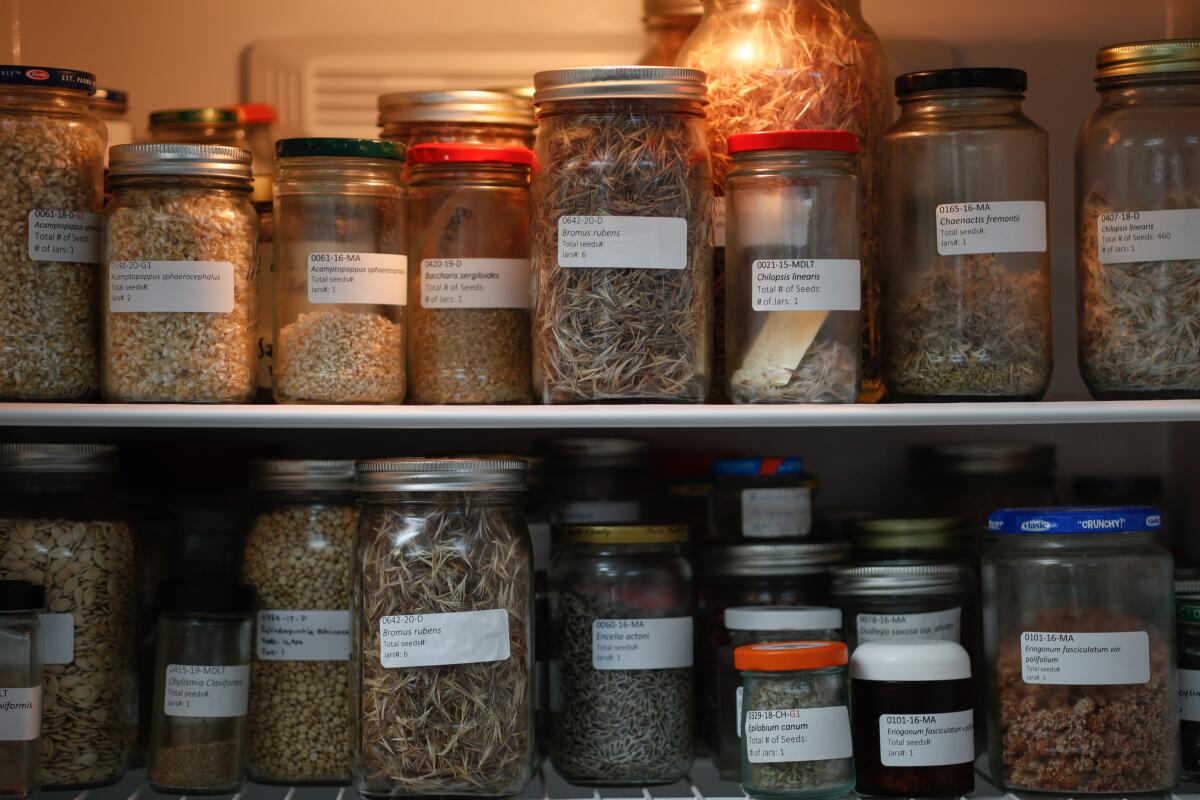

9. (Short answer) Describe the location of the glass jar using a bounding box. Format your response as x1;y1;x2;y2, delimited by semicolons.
1077;41;1200;397
228;104;277;206
531;67;713;403
848;517;972;562
983;507;1179;794
90;88;132;168
353;458;534;798
831;561;970;652
710;457;818;541
725;130;862;403
849;640;974;797
272;137;406;404
149;583;254;796
406;143;533;403
378;90;536;156
0;444;135;789
102;143;258;402
550;524;693;785
543;438;651;525
638;0;702;66
716;606;842;781
881;68;1051;401
737;641;854;799
242;459;357;785
0;581;44;800
1178;578;1200;781
0;66;105;400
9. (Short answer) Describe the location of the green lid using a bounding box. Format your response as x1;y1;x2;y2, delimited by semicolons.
276;137;404;161
150;107;239;127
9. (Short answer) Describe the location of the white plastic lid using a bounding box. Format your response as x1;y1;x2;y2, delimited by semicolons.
849;640;972;682
724;605;842;632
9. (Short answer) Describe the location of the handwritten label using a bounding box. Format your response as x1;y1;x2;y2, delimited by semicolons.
741;487;812;538
256;610;350;661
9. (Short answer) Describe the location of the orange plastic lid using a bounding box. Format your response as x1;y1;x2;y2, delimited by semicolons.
735;640;848;671
230;102;276;125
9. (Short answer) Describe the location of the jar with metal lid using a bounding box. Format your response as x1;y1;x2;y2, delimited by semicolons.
849;640;974;797
881;68;1052;401
378;90;535;155
102;143;258;402
716;606;842;781
149;582;255;796
406;143;533;403
737;641;854;800
0;444;135;789
0;581;44;800
353;458;534;798
550;524;693;785
272;137;406;404
544;438;651;525
710;457;818;541
532;66;713;403
725;130;862;404
242;460;357;785
0;65;105;401
983;507;1178;794
638;0;702;66
90;88;131;168
1077;40;1200;397
830;562;970;652
1177;577;1200;780
848;517;971;562
228;104;277;205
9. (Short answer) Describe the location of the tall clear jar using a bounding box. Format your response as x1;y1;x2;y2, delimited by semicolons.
1077;41;1200;397
881;68;1052;401
0;444;135;789
550;525;694;785
639;0;703;66
725;130;862;403
0;66;105;400
91;88;132;168
353;458;534;798
0;581;44;800
378;90;536;156
242;460;357;785
406;143;533;403
983;507;1178;794
272;138;406;404
532;67;713;403
102;144;258;402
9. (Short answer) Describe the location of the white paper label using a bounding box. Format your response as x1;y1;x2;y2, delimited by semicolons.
1181;668;1200;721
750;259;861;311
745;705;853;763
0;687;41;741
737;685;743;737
380;609;510;668
39;613;74;665
857;607;962;644
557;215;686;269
557;500;641;525
879;709;975;767
741;487;813;538
28;210;101;263
164;664;250;718
256;610;351;661
1098;209;1200;265
308;252;407;305
420;258;530;309
592;616;692;670
1021;631;1149;685
936;201;1047;256
712;196;727;248
109;260;234;313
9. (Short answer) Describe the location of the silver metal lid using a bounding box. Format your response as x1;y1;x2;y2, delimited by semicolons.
909;442;1056;477
644;0;704;17
356;457;527;492
251;459;355;492
696;542;849;577
533;66;708;104
108;143;254;181
545;437;648;467
831;561;967;596
377;89;535;128
1177;579;1200;597
0;443;117;473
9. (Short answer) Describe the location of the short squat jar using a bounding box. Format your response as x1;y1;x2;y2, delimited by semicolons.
849;640;974;797
831;561;970;651
272;138;407;404
378;90;536;154
710;456;818;541
737;641;854;800
149;583;255;796
725;130;862;404
881;68;1051;401
0;581;44;800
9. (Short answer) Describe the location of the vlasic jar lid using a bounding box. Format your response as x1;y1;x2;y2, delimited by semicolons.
251;459;356;492
712;457;806;477
850;640;971;682
1096;39;1200;80
831;561;966;596
697;542;848;577
276;137;404;161
159;582;256;615
0;581;45;613
728;130;859;155
533;66;708;104
988;506;1163;535
896;67;1027;97
356;457;526;492
735;640;847;671
149;107;239;127
0;443;117;473
109;143;254;181
408;142;534;166
558;524;687;545
643;0;704;17
725;605;842;632
378;89;535;128
0;65;95;93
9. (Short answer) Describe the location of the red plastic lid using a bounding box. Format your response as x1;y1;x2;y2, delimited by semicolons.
735;640;848;671
728;129;859;155
408;142;535;166
230;103;276;125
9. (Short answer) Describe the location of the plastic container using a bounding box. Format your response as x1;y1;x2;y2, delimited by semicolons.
710;457;818;541
1177;577;1200;781
271;138;407;404
543;438;651;525
377;90;536;155
550;524;694;786
881;68;1052;401
983;506;1179;794
725;130;862;403
0;581;44;800
831;561;970;652
637;0;703;66
406;143;534;403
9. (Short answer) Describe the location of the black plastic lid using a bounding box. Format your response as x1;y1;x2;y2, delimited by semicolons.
0;581;44;612
159;582;256;615
276;137;404;161
896;67;1027;97
0;65;96;93
92;87;129;106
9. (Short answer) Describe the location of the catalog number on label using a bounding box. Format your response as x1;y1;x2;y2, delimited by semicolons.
164;664;250;718
711;197;726;248
1098;209;1200;265
1181;668;1200;721
109;260;234;313
380;609;510;668
592;616;692;670
857;607;962;644
308;252;407;305
558;215;686;269
936;201;1047;256
0;687;41;741
257;610;351;661
751;259;861;311
745;705;853;764
420;258;530;309
741;487;812;538
879;709;974;767
1021;630;1149;685
39;612;74;665
28;209;100;263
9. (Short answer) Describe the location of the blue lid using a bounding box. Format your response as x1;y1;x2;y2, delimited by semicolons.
988;506;1163;535
713;457;805;477
0;65;95;93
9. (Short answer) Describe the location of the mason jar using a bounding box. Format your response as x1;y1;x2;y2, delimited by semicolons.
272;138;407;404
0;581;44;800
710;456;819;541
638;0;703;66
378;90;536;155
881;68;1052;401
831;561;971;652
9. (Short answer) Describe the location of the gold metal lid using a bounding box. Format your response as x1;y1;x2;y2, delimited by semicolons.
1096;39;1200;80
558;524;687;544
849;517;967;552
377;89;535;128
